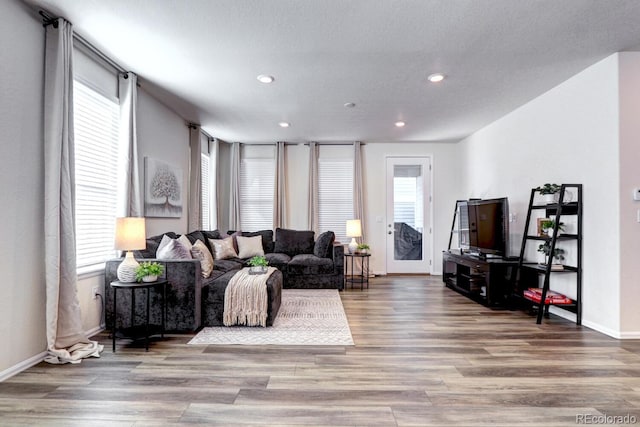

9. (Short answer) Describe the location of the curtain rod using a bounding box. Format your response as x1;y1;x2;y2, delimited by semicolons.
39;9;127;74
304;141;365;146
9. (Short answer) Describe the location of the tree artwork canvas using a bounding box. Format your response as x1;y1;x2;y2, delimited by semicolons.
144;157;183;217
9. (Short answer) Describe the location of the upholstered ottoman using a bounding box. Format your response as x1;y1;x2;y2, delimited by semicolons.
201;269;283;327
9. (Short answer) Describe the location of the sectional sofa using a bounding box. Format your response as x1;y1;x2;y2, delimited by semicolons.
104;228;344;332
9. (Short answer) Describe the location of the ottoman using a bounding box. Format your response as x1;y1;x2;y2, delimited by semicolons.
201;269;283;327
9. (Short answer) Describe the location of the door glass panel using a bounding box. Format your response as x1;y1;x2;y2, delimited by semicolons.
393;165;423;261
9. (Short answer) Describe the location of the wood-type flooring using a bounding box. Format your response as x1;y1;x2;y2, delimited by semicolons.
1;275;639;426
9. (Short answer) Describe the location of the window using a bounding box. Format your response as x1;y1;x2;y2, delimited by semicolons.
318;156;353;243
240;146;274;231
73;80;120;270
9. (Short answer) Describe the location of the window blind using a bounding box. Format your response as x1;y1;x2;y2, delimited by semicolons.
240;158;274;231
318;158;353;243
74;80;120;269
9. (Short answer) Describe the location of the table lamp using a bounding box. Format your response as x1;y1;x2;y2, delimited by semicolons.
346;219;362;254
114;217;146;283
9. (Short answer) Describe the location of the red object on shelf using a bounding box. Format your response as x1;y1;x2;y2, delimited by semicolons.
523;288;573;305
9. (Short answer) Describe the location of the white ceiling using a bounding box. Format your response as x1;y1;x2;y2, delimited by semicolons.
23;0;640;143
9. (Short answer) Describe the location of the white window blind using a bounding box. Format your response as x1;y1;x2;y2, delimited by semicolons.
201;152;210;229
73;80;120;269
240;158;274;231
318;158;353;243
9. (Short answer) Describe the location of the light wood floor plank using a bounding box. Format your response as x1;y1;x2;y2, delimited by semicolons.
0;275;639;426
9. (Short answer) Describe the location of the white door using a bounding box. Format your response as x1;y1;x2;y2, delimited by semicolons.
386;157;431;274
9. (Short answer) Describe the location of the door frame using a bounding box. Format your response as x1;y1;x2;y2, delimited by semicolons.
385;155;433;275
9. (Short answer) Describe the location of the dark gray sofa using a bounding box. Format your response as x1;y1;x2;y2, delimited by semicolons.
104;228;344;332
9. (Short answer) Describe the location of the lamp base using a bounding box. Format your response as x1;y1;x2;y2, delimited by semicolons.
117;251;139;283
348;238;358;254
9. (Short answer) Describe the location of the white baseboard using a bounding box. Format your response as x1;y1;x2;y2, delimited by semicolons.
0;324;106;383
548;307;640;339
0;351;47;382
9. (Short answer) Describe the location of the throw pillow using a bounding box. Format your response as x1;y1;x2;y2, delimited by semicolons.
191;239;214;278
157;235;192;260
177;234;193;251
236;235;265;259
209;237;239;260
274;228;315;257
313;231;335;259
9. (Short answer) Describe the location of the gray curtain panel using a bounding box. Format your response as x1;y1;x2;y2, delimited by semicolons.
229;142;241;230
211;138;220;229
43;18;102;364
307;141;319;234
273;141;287;229
353;141;365;243
188;124;202;231
117;71;142;217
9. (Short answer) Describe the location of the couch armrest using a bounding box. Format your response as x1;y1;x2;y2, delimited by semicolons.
332;243;344;275
105;258;203;331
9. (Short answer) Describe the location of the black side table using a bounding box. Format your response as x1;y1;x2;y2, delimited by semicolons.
110;280;167;352
344;252;371;290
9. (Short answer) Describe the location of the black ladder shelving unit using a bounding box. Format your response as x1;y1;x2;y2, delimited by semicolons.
516;184;583;324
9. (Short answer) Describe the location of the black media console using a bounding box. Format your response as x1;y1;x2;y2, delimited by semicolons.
442;250;519;307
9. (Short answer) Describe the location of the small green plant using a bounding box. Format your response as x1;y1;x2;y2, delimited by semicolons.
535;183;561;195
537;242;565;262
248;255;269;267
357;243;370;250
540;219;565;232
135;261;164;282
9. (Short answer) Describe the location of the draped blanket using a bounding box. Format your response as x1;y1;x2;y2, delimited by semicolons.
223;267;276;327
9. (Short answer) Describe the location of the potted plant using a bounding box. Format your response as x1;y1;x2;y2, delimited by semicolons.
135;261;164;283
248;255;269;275
537;242;565;266
357;243;370;254
535;183;561;203
540;219;565;237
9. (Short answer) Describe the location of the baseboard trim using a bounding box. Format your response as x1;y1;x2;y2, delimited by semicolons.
0;324;106;383
0;351;47;382
547;308;637;339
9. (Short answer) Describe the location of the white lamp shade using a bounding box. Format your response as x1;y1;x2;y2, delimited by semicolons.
114;217;146;251
346;219;362;238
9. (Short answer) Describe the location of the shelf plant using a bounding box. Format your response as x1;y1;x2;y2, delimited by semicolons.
540;219;565;236
536;183;562;203
135;261;164;282
537;241;565;264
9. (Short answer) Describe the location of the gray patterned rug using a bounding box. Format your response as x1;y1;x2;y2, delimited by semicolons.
188;289;354;345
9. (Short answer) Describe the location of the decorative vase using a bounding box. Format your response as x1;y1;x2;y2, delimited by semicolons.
142;275;157;283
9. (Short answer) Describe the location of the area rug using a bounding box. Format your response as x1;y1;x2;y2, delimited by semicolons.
188;289;354;345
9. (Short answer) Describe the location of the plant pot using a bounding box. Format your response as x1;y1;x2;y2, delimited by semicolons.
249;266;268;275
142;275;157;283
358;249;368;255
543;193;556;203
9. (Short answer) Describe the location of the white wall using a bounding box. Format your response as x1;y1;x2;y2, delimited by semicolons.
281;142;462;275
137;88;190;237
618;53;640;338
460;55;622;336
361;143;463;275
0;0;47;376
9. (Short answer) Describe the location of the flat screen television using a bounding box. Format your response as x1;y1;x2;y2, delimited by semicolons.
459;197;509;257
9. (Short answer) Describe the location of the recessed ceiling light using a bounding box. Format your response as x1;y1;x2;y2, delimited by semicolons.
257;74;274;83
344;102;356;108
278;122;290;128
427;73;445;83
395;121;406;127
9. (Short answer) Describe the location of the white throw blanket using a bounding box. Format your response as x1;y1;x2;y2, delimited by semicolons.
223;267;276;327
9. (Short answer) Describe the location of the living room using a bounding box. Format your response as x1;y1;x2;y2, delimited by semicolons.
3;0;640;422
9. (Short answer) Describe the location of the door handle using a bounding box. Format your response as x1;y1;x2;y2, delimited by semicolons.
388;231;392;235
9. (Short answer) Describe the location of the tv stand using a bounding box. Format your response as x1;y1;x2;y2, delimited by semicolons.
442;250;518;307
